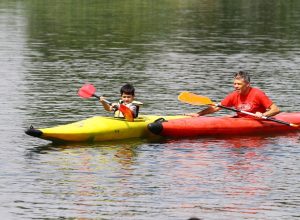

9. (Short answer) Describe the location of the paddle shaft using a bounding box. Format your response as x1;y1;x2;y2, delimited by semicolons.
92;94;113;105
216;104;296;127
93;94;122;113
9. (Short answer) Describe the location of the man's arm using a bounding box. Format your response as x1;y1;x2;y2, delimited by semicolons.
259;103;280;118
185;105;221;117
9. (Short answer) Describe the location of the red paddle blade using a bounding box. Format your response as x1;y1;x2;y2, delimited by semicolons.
119;104;134;122
78;84;96;98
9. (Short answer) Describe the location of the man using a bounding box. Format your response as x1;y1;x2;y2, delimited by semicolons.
187;71;280;118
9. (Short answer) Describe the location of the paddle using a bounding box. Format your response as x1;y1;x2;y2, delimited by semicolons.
78;84;134;122
178;91;299;128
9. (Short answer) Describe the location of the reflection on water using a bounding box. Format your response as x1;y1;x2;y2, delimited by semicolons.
22;141;142;218
19;133;299;219
155;134;300;219
26;139;142;172
1;0;300;219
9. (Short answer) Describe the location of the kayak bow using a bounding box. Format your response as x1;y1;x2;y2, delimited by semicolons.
25;115;186;143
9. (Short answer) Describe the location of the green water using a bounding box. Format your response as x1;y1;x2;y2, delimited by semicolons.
1;1;300;219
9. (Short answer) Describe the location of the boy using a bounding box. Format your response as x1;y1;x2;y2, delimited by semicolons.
99;83;140;118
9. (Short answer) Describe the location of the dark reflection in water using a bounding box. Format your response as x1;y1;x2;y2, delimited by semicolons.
1;0;300;219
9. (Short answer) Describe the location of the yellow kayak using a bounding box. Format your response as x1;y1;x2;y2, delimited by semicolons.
25;115;186;143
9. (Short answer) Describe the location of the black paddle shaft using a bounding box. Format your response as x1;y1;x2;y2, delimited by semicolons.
217;104;294;127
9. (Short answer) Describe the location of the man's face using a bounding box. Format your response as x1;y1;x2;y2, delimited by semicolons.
233;78;250;94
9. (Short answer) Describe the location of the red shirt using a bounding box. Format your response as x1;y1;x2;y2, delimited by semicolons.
221;87;273;117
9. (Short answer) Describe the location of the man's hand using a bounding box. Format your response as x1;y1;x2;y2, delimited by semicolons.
255;112;265;118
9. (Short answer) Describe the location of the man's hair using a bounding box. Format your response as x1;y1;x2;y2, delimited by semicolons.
234;71;250;83
120;83;135;95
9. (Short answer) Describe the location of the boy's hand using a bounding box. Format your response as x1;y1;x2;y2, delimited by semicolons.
99;96;106;103
111;103;119;111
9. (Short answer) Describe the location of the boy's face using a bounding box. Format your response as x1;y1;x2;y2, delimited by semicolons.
121;93;134;104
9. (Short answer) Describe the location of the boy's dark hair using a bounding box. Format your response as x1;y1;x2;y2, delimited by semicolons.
234;71;250;83
120;83;135;96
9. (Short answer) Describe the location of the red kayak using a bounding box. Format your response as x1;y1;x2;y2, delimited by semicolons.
147;112;300;137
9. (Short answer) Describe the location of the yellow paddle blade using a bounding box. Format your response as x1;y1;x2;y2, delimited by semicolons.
178;91;215;106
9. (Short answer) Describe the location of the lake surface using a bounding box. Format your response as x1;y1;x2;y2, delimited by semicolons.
1;1;300;219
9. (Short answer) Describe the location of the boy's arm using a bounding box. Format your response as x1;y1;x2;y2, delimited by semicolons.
129;104;137;118
99;97;113;111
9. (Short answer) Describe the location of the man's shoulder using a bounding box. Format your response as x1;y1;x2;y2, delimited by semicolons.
226;90;239;97
250;87;266;95
251;87;263;91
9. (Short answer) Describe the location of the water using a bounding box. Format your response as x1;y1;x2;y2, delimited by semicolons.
1;0;300;219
